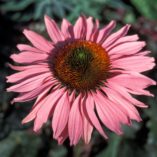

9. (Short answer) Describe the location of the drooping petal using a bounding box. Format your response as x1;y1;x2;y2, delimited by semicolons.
85;94;108;139
23;29;53;52
17;44;46;53
100;87;130;125
90;19;99;42
7;64;28;71
97;21;116;44
107;72;156;92
68;94;83;145
10;51;49;64
7;73;52;92
11;80;56;103
73;16;87;39
22;86;52;124
104;87;142;121
57;125;68;145
52;91;70;138
7;63;48;73
102;24;130;48
92;91;123;134
106;82;148;108
34;88;64;132
44;15;64;43
106;35;139;51
80;96;93;144
86;17;94;41
61;18;73;39
111;55;155;72
108;41;146;56
6;66;49;83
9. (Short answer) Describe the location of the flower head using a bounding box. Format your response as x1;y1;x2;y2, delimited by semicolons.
7;15;156;145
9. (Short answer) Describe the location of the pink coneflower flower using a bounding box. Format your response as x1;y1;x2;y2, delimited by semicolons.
7;15;155;145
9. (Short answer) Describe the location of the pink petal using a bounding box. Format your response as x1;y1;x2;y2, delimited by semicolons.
111;55;155;72
108;41;146;56
101;88;130;125
52;91;70;138
74;16;86;39
107;72;156;91
11;79;56;103
92;91;123;134
90;19;99;42
57;126;68;145
10;51;49;64
103;87;142;121
17;44;46;53
68;94;83;145
85;94;108;139
106;82;148;108
7;63;48;73
106;35;139;51
61;18;73;39
102;24;130;48
136;51;151;56
7;66;49;83
80;97;93;144
96;21;116;44
69;91;76;107
7;72;52;92
22;86;52;123
23;29;53;52
44;15;64;43
7;64;28;71
86;17;94;41
34;88;64;132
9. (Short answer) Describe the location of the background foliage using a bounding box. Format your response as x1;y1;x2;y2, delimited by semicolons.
0;0;157;157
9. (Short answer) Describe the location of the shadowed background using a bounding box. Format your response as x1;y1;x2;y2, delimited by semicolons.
0;0;157;157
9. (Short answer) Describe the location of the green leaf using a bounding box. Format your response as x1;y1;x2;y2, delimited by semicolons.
0;131;41;157
96;135;122;157
145;97;157;156
131;0;157;19
1;0;34;11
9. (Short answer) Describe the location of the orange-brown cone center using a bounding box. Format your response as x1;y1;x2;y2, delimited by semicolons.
53;41;110;91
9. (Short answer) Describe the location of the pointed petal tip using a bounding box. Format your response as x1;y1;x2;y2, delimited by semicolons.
22;117;33;124
116;130;123;136
137;117;142;122
44;15;52;23
33;127;41;134
16;44;24;50
142;41;146;47
126;24;131;28
33;126;39;133
21;119;26;124
23;29;30;35
6;87;11;92
44;14;50;19
11;100;15;104
110;20;116;26
151;79;156;85
150;93;155;97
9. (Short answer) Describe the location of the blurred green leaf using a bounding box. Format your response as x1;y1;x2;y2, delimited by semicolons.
145;97;157;157
123;11;136;24
0;131;41;157
131;0;157;20
96;135;122;157
1;0;34;11
48;145;67;157
0;0;128;23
